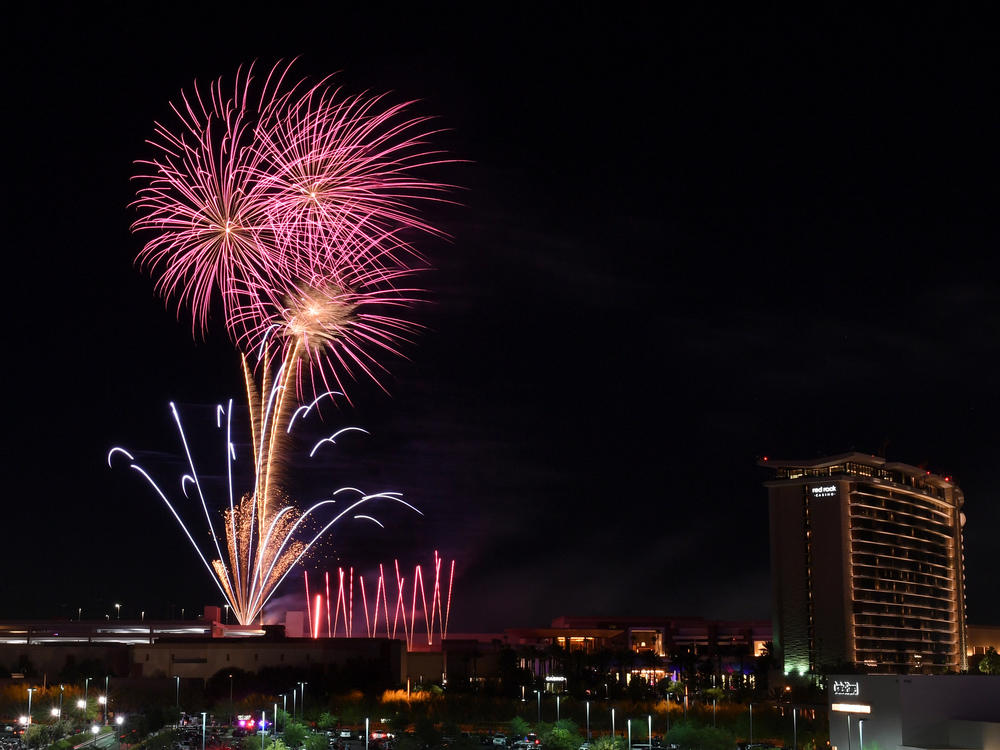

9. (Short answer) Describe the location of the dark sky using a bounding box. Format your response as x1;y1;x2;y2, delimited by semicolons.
6;5;998;632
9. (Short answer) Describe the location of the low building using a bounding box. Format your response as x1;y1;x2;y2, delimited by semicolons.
827;674;1000;750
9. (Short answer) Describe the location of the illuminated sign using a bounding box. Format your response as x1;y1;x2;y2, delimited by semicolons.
811;485;837;497
544;675;567;682
832;680;860;696
831;703;870;714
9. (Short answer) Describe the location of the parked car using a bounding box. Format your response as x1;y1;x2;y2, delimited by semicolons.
492;736;508;747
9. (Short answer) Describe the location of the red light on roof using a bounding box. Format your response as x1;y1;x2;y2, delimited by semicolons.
945;476;951;482
762;456;768;461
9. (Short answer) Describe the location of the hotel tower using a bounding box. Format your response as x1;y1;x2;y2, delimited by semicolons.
762;452;967;675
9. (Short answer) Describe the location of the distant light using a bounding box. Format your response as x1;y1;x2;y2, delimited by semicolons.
91;726;100;735
18;717;28;726
831;703;871;714
945;476;951;482
116;717;124;725
52;708;61;717
77;700;86;709
762;456;768;461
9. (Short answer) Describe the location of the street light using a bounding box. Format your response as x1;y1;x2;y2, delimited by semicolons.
627;719;631;750
586;701;590;742
648;714;652;750
292;688;297;722
298;682;307;720
117;716;125;750
556;695;560;723
115;604;121;620
749;702;753;748
365;717;370;750
201;712;207;750
98;695;107;726
175;676;180;719
611;708;615;740
85;677;92;716
27;688;35;727
281;695;287;731
51;708;61;718
224;605;230;624
535;690;541;724
229;675;234;728
858;718;866;750
104;676;110;724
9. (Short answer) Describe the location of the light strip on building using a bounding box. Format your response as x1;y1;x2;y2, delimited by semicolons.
831;703;871;714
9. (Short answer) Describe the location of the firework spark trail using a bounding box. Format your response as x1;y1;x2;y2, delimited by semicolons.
109;396;418;625
304;554;455;646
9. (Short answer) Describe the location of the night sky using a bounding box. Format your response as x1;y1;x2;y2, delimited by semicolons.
6;5;998;632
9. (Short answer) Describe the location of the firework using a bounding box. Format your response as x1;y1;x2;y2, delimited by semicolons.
132;60;450;388
108;389;422;625
302;552;456;647
120;62;449;626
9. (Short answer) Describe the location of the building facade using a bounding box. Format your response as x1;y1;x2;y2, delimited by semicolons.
763;452;967;675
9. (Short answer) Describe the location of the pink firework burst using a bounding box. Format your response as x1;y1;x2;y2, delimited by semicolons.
253;79;453;277
232;237;424;403
132;61;452;397
132;63;295;337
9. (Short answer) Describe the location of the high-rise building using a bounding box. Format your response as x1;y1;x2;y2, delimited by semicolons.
762;452;967;675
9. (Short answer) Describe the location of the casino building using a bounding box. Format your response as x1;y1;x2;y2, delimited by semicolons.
762;452;967;675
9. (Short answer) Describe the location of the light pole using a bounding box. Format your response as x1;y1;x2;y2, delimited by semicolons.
648;715;652;749
115;604;121;620
749;702;753;748
292;688;297;722
858;718;866;750
365;717;369;750
59;685;64;720
713;699;717;728
99;696;107;726
627;719;631;749
299;682;307;721
261;712;266;750
229;675;234;728
556;695;560;723
201;712;207;750
117;715;125;750
586;701;590;742
85;677;92;716
536;690;541;724
224;605;230;624
611;708;615;740
27;688;35;727
281;695;287;731
846;715;852;750
105;676;110;724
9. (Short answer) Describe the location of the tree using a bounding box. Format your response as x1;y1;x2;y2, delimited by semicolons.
304;733;327;750
509;717;531;738
592;737;625;750
317;713;337;730
283;722;308;748
978;647;1000;675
